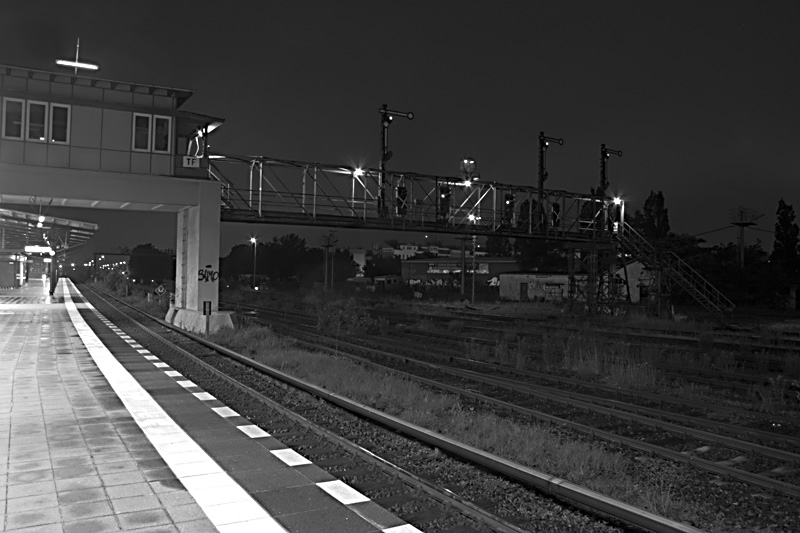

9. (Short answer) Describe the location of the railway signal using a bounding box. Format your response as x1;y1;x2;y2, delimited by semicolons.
378;104;414;217
599;143;622;196
538;131;563;228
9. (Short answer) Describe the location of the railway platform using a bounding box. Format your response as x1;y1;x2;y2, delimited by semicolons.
1;277;420;532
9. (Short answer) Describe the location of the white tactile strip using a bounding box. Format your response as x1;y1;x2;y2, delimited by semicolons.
61;281;289;533
63;280;424;533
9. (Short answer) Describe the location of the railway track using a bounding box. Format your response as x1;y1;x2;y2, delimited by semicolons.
221;299;798;394
80;284;706;533
368;305;800;366
213;299;800;529
246;314;800;500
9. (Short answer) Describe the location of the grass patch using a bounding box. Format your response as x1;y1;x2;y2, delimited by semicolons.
207;323;696;518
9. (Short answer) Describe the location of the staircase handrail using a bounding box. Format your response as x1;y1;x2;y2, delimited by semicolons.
618;222;735;313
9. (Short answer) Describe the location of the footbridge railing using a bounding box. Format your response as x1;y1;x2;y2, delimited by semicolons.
617;222;735;316
208;153;620;244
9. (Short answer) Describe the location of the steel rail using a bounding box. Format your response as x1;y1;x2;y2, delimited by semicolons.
87;286;703;533
447;367;800;464
384;327;800;432
254;320;800;500
226;300;798;424
81;286;531;533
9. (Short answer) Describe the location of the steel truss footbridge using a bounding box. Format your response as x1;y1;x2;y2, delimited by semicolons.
204;153;734;317
210;154;616;242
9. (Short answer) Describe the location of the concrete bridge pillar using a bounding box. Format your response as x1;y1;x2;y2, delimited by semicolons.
165;181;235;334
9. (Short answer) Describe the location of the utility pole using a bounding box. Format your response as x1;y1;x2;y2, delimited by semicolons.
460;235;467;297
320;231;338;289
471;235;477;305
729;207;762;267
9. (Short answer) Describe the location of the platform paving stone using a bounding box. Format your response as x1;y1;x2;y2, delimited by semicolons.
1;279;423;533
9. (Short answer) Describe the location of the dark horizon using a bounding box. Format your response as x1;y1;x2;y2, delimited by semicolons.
2;1;797;260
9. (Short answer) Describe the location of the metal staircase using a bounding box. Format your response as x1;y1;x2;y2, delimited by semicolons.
616;222;735;317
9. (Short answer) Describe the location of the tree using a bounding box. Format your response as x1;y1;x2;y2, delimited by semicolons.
771;199;800;279
219;243;253;281
128;244;173;284
265;234;313;281
363;255;400;278
484;234;513;256
514;239;566;271
630;191;670;240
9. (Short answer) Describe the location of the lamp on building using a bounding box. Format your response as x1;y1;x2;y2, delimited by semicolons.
55;38;99;74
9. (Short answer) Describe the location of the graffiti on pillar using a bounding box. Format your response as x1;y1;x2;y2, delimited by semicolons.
198;264;219;283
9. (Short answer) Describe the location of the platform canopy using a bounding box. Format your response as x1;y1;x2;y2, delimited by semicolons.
0;207;98;254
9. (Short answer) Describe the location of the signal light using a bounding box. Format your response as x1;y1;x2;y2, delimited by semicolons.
438;186;451;221
503;194;515;225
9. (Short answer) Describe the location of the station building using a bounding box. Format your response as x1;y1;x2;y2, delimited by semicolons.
0;63;231;332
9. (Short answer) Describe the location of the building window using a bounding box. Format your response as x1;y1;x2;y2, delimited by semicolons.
132;113;151;151
27;101;48;142
2;98;24;139
152;115;171;153
49;104;70;144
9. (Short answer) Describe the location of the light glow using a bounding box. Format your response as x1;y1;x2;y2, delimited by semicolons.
55;59;99;71
613;197;622;205
353;168;364;178
24;245;54;254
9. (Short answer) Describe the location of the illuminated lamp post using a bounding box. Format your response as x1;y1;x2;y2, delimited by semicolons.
459;157;479;296
250;237;257;289
468;213;480;305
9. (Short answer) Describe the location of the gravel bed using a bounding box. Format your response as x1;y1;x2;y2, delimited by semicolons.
86;289;800;532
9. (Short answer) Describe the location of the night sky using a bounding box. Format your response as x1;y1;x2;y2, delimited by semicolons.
2;1;799;261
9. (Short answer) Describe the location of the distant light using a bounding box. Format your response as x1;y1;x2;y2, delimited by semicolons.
353;168;364;178
462;180;472;187
250;237;257;244
56;59;99;71
25;245;53;254
613;197;622;205
38;215;45;223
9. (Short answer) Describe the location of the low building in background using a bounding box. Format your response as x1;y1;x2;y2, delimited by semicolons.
401;256;517;287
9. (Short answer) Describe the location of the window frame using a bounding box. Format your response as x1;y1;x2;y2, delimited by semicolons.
2;97;25;140
132;112;152;152
152;114;172;154
26;100;49;143
49;103;71;145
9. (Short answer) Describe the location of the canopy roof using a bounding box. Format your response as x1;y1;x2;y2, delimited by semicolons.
0;207;98;254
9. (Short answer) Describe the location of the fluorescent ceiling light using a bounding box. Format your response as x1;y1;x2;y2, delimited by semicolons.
56;59;99;71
